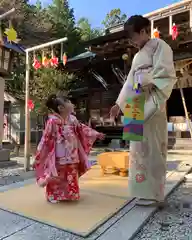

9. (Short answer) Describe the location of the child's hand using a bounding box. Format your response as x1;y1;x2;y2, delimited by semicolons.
98;133;105;140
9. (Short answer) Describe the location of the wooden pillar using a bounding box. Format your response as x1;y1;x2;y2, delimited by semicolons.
179;86;192;139
0;77;5;149
151;20;154;38
190;4;192;30
169;15;173;35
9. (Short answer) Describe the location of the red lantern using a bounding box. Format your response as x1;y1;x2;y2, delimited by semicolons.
32;57;41;70
28;100;34;111
63;53;67;66
42;56;50;67
172;23;178;40
50;56;59;67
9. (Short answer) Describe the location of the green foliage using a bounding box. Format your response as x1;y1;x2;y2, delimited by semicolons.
77;17;102;41
0;1;127;115
29;68;76;114
46;0;81;56
102;8;127;29
6;54;25;93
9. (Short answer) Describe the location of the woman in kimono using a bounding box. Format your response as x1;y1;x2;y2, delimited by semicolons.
110;15;177;206
33;94;104;203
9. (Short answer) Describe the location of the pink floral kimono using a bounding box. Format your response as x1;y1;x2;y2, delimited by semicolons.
33;113;100;202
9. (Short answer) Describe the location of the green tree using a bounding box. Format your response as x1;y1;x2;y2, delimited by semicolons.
1;0;82;106
35;0;42;10
102;8;127;29
77;17;102;41
46;0;81;56
30;68;75;114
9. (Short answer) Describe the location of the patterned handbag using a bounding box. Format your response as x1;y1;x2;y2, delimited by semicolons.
123;93;145;141
123;88;165;141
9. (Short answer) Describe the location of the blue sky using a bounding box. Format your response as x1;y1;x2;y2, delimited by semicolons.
29;0;180;28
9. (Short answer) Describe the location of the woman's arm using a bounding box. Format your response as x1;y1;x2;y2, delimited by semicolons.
139;39;177;99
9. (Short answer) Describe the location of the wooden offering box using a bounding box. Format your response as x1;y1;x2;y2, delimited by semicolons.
97;152;129;177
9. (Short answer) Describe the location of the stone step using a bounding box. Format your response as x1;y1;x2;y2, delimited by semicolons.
0;160;17;168
168;138;192;150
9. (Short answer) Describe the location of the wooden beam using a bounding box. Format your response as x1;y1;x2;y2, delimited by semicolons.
144;0;191;20
190;2;192;30
151;20;154;38
149;7;189;21
169;15;173;35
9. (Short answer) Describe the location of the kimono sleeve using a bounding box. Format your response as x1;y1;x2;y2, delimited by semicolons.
34;119;56;165
76;122;100;154
151;40;177;99
34;119;58;187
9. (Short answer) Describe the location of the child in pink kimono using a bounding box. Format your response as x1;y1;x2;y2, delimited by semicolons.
33;94;104;203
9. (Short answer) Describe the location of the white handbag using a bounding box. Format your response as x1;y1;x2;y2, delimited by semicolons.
133;70;164;123
144;88;164;123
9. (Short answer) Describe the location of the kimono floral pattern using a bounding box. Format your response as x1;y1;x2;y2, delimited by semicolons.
33;114;101;202
135;173;146;183
46;164;80;202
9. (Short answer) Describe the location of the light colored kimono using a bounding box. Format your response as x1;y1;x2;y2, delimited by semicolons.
116;39;177;201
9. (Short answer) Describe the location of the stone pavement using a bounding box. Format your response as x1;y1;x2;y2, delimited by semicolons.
0;153;191;240
134;176;192;240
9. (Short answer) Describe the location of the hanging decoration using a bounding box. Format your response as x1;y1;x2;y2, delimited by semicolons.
32;53;41;70
50;56;59;67
153;28;160;38
4;20;19;43
172;23;178;40
42;56;50;67
63;53;67;66
28;100;34;112
33;57;41;70
50;47;58;67
122;54;129;61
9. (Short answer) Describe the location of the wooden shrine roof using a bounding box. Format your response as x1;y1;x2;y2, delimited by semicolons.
83;0;192;58
143;0;192;20
62;0;192;90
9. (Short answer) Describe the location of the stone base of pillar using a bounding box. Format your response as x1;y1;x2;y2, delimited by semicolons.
0;149;10;161
0;149;17;167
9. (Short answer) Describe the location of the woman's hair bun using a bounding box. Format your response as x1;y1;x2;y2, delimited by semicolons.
46;94;57;109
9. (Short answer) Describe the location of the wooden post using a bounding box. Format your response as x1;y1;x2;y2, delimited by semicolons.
24;50;30;171
24;37;68;171
151;20;154;38
169;15;172;35
179;86;192;139
190;3;192;31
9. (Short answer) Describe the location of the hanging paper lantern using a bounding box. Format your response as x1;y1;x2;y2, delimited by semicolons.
122;54;129;61
50;56;59;67
32;57;41;70
63;53;67;66
28;100;34;111
42;56;50;67
172;23;178;40
153;28;160;38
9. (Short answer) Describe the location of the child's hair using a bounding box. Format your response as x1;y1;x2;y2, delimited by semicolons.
46;94;69;114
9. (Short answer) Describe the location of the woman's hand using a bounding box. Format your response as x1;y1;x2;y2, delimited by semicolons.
110;104;120;119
